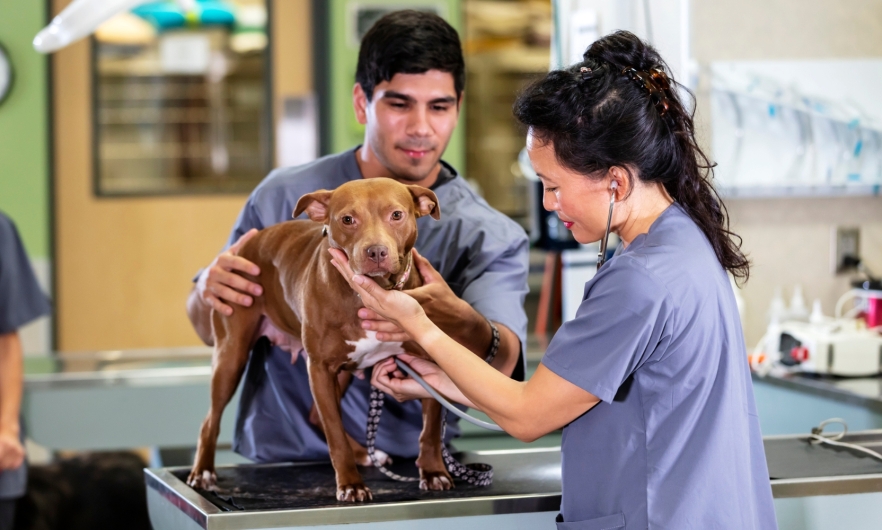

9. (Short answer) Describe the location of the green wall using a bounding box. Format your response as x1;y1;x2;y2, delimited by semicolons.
328;0;464;172
0;2;50;259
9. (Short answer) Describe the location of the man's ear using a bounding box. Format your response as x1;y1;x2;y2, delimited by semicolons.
353;83;369;125
293;190;333;222
407;185;440;220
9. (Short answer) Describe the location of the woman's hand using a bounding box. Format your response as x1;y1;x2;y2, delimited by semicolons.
372;354;442;402
328;248;426;334
0;430;24;470
373;354;476;408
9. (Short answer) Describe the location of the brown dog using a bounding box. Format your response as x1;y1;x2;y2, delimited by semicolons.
187;178;453;501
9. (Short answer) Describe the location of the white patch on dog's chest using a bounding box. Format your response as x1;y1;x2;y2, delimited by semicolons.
346;331;404;369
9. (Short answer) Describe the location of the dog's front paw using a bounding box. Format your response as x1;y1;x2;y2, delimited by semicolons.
419;469;454;491
187;469;218;491
337;482;373;502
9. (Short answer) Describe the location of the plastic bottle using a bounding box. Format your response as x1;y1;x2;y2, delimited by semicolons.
767;287;787;324
789;285;809;322
809;299;825;325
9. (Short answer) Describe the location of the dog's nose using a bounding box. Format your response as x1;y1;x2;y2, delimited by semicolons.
365;245;388;263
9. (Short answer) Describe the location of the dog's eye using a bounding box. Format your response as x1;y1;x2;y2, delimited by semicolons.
342;216;354;225
391;211;403;220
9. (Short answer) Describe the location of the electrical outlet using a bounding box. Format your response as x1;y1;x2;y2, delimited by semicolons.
833;227;860;274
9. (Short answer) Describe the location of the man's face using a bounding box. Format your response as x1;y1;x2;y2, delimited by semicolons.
354;70;460;182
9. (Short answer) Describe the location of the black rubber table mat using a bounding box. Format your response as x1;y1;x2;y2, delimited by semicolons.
765;434;882;480
172;451;561;512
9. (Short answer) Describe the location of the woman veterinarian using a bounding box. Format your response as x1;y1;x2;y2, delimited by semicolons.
331;31;777;529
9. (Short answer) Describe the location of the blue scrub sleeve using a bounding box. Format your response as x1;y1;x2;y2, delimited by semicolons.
541;256;673;403
0;214;51;334
459;236;529;347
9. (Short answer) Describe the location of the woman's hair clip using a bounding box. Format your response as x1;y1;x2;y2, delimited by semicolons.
579;65;594;81
622;67;673;118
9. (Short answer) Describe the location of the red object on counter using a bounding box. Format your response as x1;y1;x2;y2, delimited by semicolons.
868;294;881;329
790;346;810;362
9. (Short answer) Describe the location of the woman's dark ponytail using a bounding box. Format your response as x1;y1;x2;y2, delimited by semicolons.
514;31;750;283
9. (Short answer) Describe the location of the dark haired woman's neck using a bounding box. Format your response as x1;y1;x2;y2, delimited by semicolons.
616;182;673;247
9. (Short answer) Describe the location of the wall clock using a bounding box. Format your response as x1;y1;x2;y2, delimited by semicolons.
0;43;13;105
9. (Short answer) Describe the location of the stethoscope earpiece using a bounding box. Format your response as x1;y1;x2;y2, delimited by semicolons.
597;181;618;271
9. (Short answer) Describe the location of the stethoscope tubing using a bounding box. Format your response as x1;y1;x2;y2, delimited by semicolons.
597;186;617;271
393;358;505;432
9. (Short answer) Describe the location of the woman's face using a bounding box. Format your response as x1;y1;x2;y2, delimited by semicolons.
527;132;616;245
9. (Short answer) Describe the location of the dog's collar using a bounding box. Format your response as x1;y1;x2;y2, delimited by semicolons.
391;254;413;291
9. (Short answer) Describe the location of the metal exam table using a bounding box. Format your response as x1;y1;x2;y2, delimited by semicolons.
146;430;882;530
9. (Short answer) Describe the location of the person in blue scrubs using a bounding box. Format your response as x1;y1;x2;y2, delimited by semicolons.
186;11;529;464
332;31;778;529
0;212;52;530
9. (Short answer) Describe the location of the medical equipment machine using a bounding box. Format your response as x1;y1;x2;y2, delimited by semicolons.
775;319;882;377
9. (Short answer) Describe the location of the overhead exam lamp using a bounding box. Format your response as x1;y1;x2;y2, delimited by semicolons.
33;0;195;54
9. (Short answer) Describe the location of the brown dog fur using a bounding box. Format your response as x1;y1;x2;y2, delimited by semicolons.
187;179;452;502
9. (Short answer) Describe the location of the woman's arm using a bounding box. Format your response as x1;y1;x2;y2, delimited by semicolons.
372;354;478;409
0;332;25;470
330;249;600;442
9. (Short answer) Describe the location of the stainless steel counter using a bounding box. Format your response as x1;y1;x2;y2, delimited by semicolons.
146;431;882;530
752;370;882;414
146;448;562;530
22;347;239;451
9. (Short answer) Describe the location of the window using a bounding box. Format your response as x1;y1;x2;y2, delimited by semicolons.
93;1;271;195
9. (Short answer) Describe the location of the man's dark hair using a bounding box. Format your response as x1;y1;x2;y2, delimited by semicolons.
356;10;465;101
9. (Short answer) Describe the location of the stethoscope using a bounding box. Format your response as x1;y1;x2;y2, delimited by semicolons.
597;181;618;271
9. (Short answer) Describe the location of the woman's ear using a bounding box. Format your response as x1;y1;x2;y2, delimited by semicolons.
607;166;630;201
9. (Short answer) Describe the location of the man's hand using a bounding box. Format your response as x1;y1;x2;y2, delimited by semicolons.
404;249;471;332
196;229;263;316
0;430;24;471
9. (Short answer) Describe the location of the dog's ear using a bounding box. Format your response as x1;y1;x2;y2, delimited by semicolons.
293;190;333;222
407;185;440;220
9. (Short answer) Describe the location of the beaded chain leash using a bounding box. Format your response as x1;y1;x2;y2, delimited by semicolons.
365;320;500;487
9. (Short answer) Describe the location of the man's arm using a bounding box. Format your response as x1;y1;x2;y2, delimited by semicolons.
187;229;262;346
359;249;523;378
0;332;25;471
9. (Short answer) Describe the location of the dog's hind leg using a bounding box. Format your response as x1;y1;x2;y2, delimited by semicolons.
188;308;260;490
417;398;453;490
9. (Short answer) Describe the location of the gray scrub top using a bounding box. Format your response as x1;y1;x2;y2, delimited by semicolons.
542;204;776;529
218;148;529;462
0;212;51;500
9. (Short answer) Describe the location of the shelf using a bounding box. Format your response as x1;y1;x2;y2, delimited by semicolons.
718;184;881;199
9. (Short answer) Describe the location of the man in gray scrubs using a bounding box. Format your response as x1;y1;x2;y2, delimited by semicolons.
0;212;52;530
186;11;529;463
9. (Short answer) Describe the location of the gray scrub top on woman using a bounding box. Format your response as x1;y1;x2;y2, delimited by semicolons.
214;148;529;462
542;204;776;529
0;212;51;500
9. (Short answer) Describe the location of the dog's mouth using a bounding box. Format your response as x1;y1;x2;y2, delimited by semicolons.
350;254;407;280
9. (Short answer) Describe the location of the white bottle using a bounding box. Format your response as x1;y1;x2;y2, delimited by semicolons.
764;314;782;361
767;286;787;324
789;285;809;322
809;299;825;325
